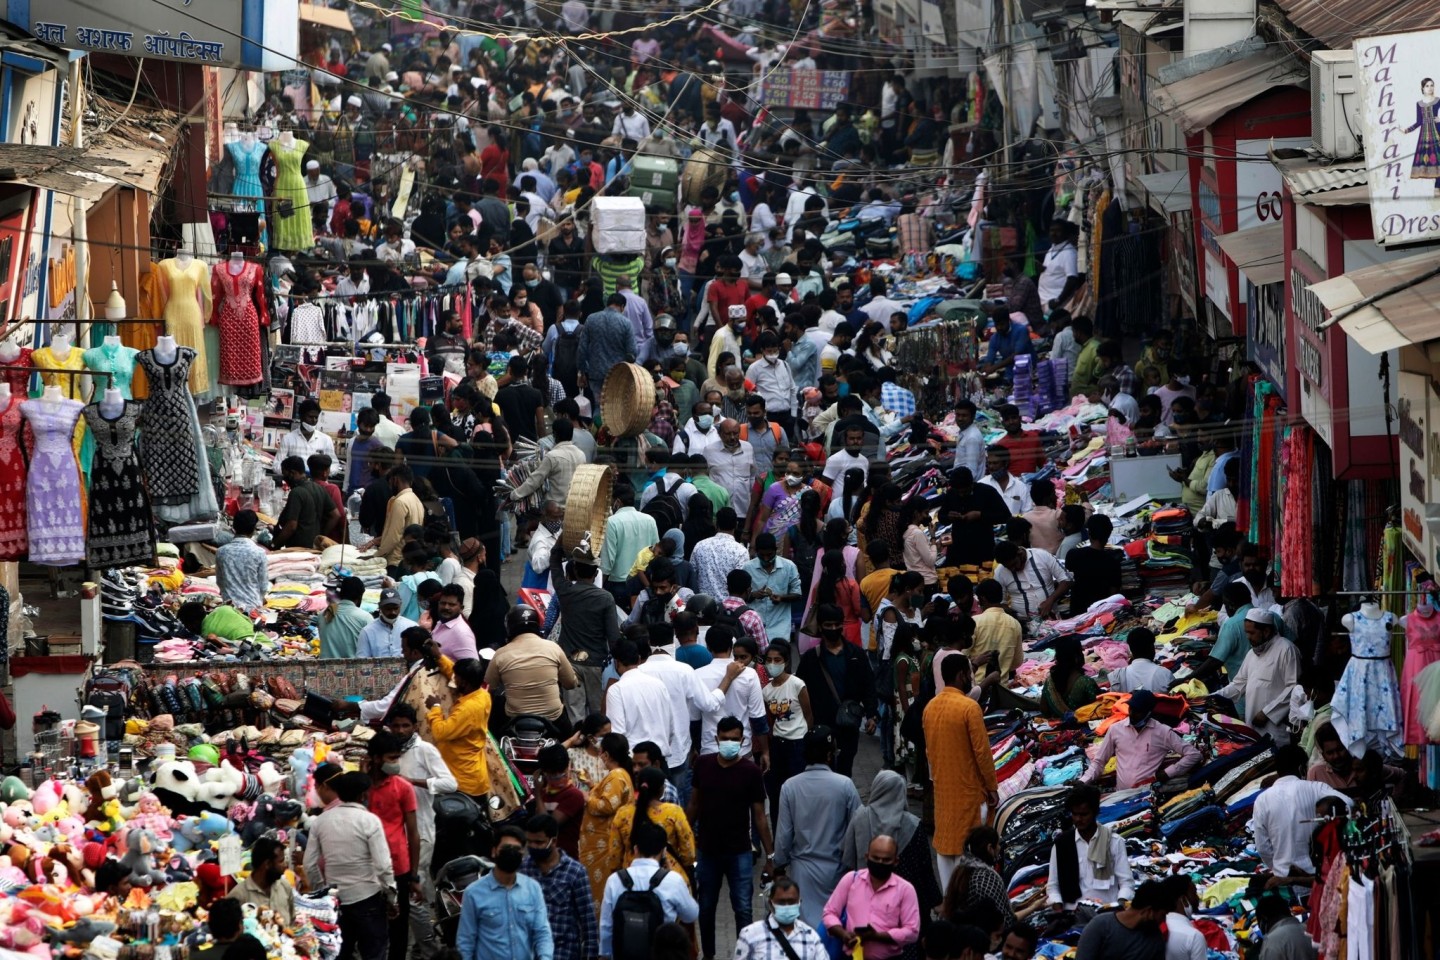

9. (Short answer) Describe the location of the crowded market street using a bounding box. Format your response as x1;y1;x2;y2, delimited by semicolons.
0;1;1432;960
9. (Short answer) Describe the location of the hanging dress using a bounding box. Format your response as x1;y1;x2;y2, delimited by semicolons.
0;347;32;395
0;394;28;560
228;138;266;211
155;258;214;396
32;343;93;491
1402;609;1440;745
82;343;140;399
1330;610;1403;757
20;397;85;566
210;260;269;386
269;138;314;252
84;400;155;568
136;347;202;507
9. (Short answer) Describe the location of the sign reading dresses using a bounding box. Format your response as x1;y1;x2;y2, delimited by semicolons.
1355;30;1440;247
760;70;850;110
0;0;299;71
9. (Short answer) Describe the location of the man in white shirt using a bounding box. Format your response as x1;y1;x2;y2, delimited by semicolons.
605;638;676;759
357;589;417;659
699;103;739;155
691;625;769;766
861;275;905;327
822;430;870;483
994;541;1070;622
783;182;826;242
746;338;798;423
1218;610;1302;745
303;773;396;924
388;703;456;901
1038;220;1082;310
274;399;336;477
704;420;756;520
1108;628;1175;693
1252;745;1349;877
673;401;724;457
638;641;742;775
559;0;588;32
1045;784;1134;909
979;447;1033;514
370;393;406;449
611;103;651;141
1196;458;1239;531
739;235;767;287
304;161;336;223
1163;878;1208;960
954;399;986;480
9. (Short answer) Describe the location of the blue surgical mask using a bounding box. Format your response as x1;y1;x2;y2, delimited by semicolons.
837;383;850;397
696;414;714;431
526;278;539;288
729;191;740;203
773;904;801;926
1131;716;1149;731
717;740;743;760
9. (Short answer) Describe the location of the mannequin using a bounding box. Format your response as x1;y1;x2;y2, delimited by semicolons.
20;383;86;566
1403;584;1440;745
1331;599;1402;758
41;385;62;403
242;129;256;147
229;130;265;216
98;387;124;419
0;383;11;404
154;250;211;394
269;129;312;251
0;341;18;363
176;248;193;268
211;250;270;388
229;251;245;272
49;333;71;362
103;335;122;349
154;334;178;364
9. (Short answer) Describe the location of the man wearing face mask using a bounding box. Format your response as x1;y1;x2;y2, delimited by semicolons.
823;835;920;960
708;301;749;378
458;828;554;960
357;589;417;659
1216;610;1302;745
673;401;724;458
735;878;829;960
1078;690;1200;789
274;399;336;477
689;716;776;960
521;263;563;329
363;732;420;960
746;333;798;440
520;813;597;960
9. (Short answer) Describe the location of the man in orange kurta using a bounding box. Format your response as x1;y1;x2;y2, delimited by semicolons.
923;653;998;895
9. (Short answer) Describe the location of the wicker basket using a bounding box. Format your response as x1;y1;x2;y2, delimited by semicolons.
600;362;656;438
562;464;614;554
680;147;729;207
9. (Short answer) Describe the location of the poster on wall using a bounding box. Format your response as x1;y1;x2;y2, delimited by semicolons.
1354;30;1440;247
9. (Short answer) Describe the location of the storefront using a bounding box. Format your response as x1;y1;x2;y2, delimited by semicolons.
1149;49;1309;339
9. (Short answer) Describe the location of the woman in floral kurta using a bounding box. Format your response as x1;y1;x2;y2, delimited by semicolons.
578;734;634;905
607;767;696;888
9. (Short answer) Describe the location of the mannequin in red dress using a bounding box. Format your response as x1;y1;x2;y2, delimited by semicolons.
210;251;270;387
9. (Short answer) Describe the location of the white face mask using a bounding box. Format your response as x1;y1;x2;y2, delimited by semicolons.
664;257;677;269
300;422;315;436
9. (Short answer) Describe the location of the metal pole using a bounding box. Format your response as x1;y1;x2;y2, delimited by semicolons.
69;58;89;344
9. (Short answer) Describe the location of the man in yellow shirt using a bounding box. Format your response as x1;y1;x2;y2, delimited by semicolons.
426;658;492;802
969;579;1023;680
364;464;426;567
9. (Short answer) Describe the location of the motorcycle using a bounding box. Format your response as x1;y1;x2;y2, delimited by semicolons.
432;854;490;946
498;714;562;793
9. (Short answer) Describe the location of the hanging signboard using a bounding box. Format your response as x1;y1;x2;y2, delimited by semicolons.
1354;30;1440;247
759;70;850;110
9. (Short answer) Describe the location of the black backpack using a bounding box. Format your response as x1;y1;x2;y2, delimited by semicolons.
714;601;756;636
552;323;581;396
611;869;667;960
642;476;684;535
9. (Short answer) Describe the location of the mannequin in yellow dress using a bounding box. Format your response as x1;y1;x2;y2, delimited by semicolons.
155;251;213;396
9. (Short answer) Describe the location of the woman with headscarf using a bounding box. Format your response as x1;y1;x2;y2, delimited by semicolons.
840;770;941;923
1040;635;1100;718
661;529;691;590
826;467;868;526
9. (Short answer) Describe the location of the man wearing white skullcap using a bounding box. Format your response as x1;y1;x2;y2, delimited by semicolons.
365;44;390;82
304;161;336;231
1216;608;1302;745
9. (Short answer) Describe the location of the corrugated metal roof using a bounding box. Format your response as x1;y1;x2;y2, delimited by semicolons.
1215;223;1285;286
1272;153;1370;206
1272;0;1440;50
1136;168;1191;214
0;131;170;201
1149;50;1307;133
1310;249;1440;353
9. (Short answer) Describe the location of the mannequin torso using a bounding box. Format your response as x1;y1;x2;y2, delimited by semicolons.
154;335;178;365
48;334;70;363
98;388;124;420
0;341;19;363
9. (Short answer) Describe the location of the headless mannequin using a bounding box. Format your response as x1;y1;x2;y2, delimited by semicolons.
1341;600;1385;634
49;333;71;362
0;341;18;363
1402;592;1437;629
103;335;122;350
175;248;193;269
242;129;256;148
279;130;296;148
229;251;245;274
98;387;124;419
154;335;178;365
41;385;62;403
0;383;11;405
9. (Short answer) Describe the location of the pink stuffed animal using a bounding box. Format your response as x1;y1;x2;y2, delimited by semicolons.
124;793;172;841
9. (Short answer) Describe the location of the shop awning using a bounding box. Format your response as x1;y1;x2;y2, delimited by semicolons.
299;3;355;31
1136;168;1190;215
1149;50;1307;133
1272;153;1370;207
1215;223;1284;286
1308;250;1440;354
0;133;170;201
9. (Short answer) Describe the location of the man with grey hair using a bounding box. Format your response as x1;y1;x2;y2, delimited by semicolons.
705;419;757;523
740;234;767;288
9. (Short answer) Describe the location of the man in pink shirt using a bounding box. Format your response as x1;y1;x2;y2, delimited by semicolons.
1078;691;1201;789
430;584;479;661
823;836;920;959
